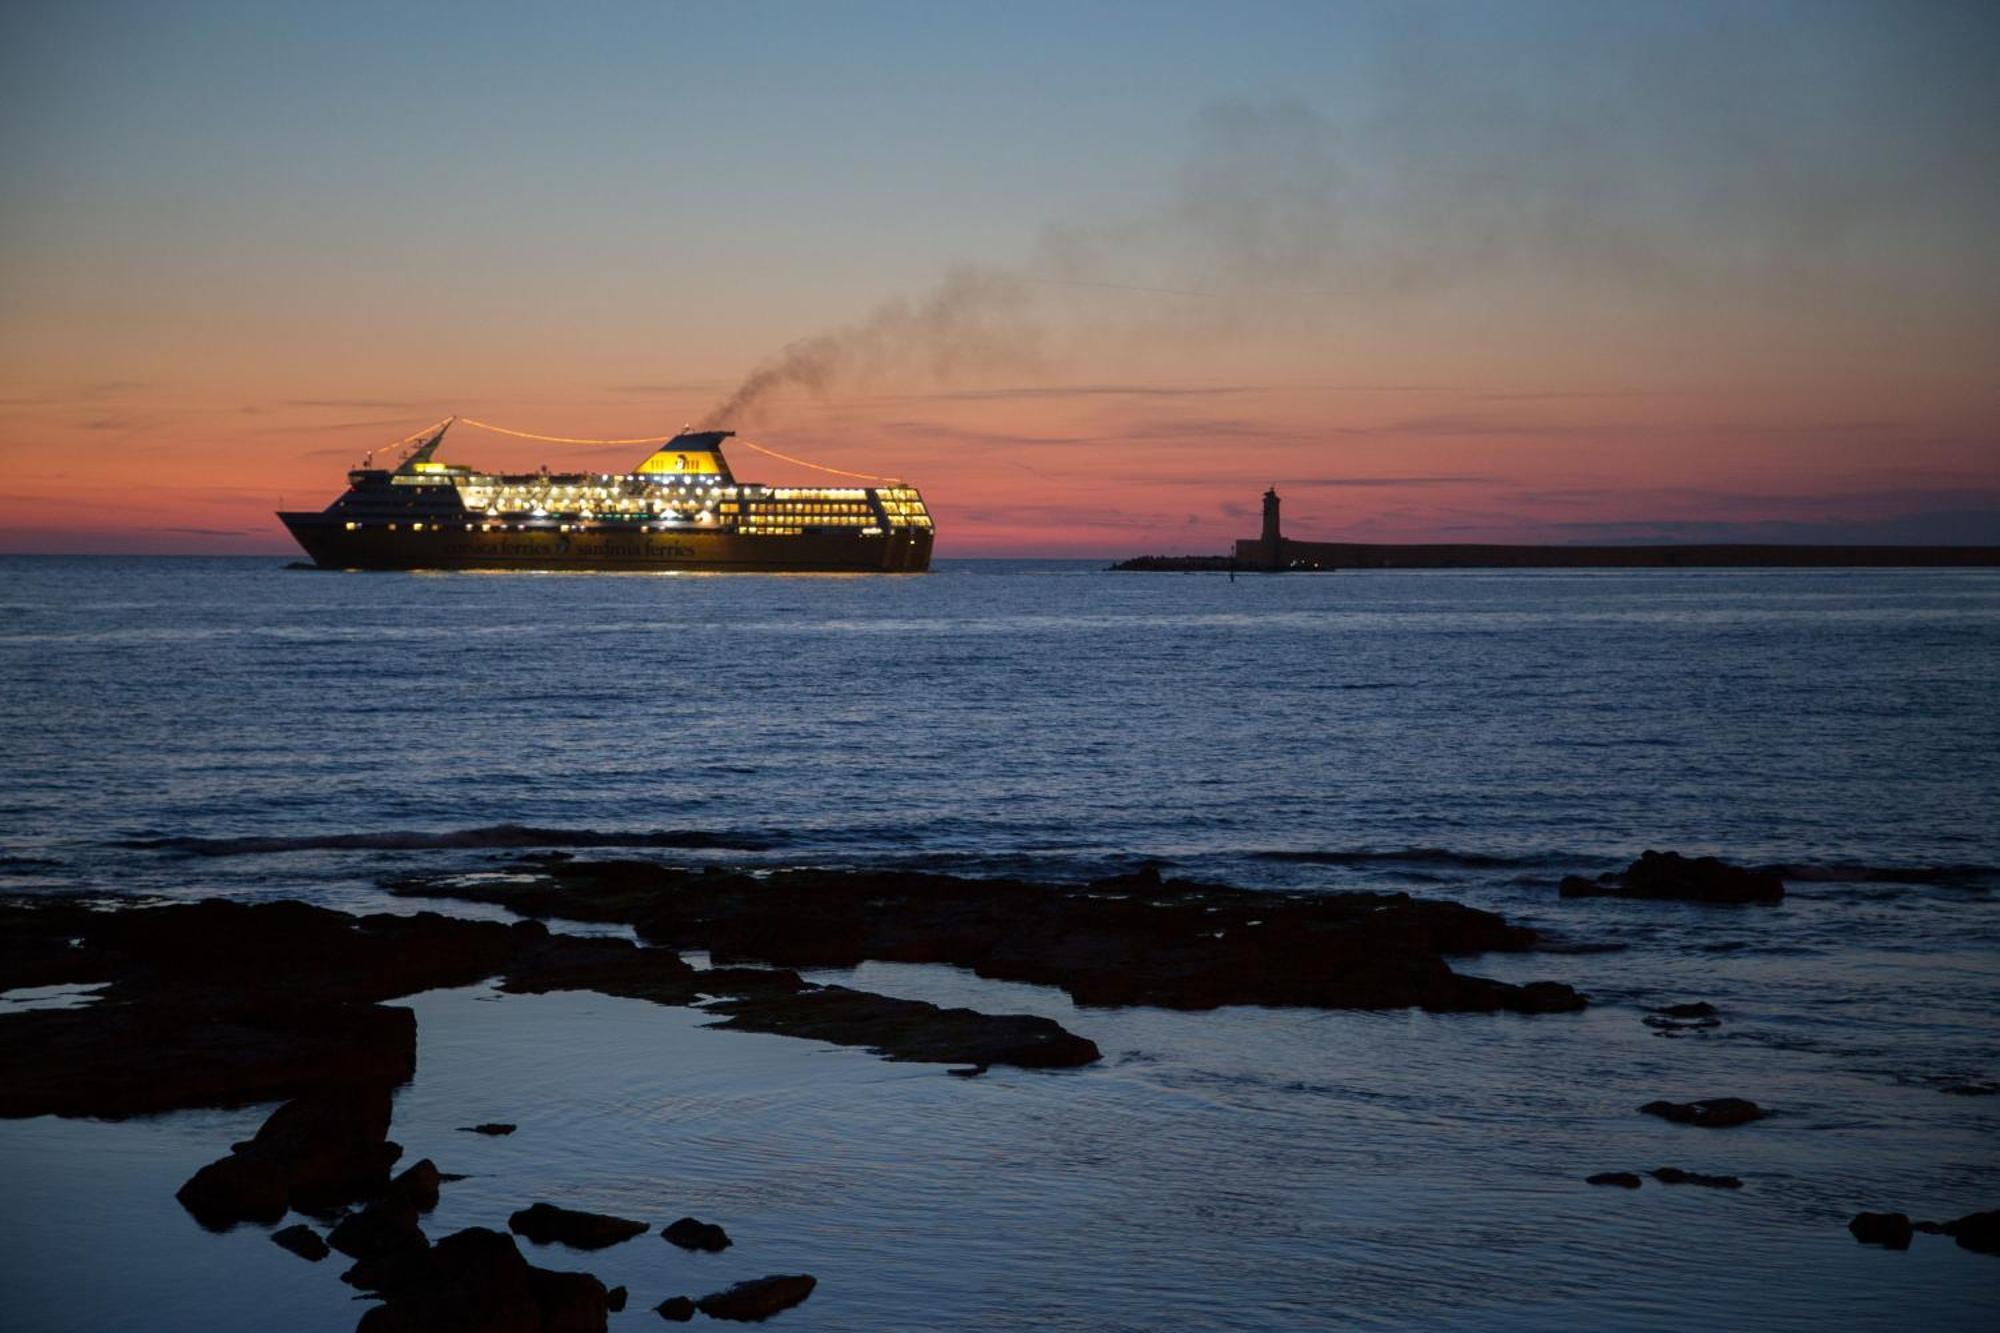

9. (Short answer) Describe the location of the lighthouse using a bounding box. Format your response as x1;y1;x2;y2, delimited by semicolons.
1259;486;1282;568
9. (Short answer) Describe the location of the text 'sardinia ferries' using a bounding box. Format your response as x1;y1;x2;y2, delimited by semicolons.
279;419;933;572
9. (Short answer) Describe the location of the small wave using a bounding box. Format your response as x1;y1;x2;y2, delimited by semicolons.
1252;847;1561;870
115;824;786;857
1760;861;1997;887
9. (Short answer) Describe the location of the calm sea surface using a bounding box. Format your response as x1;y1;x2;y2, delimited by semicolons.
1;557;1996;1329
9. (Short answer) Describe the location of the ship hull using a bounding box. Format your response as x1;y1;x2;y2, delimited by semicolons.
279;515;933;573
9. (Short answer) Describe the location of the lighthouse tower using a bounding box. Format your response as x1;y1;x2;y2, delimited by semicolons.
1259;486;1282;568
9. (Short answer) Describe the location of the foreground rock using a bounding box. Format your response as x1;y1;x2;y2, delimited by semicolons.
1941;1210;2000;1255
1639;1097;1767;1128
661;1217;732;1252
393;859;1586;1016
176;1084;401;1229
0;895;1103;1118
655;1296;697;1321
1562;851;1784;905
0;896;517;1120
697;1274;817;1322
708;985;1101;1068
508;1202;649;1250
272;1223;330;1261
1849;1212;1914;1249
354;1226;610;1332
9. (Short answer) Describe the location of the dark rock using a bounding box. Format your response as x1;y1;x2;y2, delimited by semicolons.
606;1286;627;1312
1914;1220;1949;1235
946;1064;988;1078
508;1201;649;1250
341;1242;435;1296
1563;852;1783;905
1639;1097;1767;1128
387;1158;442;1212
1938;1082;1999;1097
1586;1172;1643;1188
0;896;524;1122
352;1225;610;1333
176;1084;401;1229
661;1216;731;1252
528;1265;613;1331
6;999;416;1123
329;1194;426;1262
655;1296;697;1322
391;860;1585;1019
458;1122;517;1135
1849;1211;1914;1249
1650;1166;1742;1189
271;1223;329;1261
705;985;1101;1069
1654;1002;1719;1019
1943;1209;2000;1255
696;1274;817;1322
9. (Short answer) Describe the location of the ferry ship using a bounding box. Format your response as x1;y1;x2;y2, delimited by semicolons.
278;420;933;572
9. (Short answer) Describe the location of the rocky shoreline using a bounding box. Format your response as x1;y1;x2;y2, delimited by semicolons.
1;852;1990;1327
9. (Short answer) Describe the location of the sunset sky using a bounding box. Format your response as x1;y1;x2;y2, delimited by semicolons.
2;1;1995;556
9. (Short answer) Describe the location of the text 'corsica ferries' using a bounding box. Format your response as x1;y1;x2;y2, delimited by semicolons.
279;417;933;572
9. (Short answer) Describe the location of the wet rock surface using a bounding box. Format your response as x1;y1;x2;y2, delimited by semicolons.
707;984;1102;1068
0;897;513;1120
176;1085;402;1229
0;894;1104;1118
1849;1212;1914;1249
508;1202;650;1250
1561;851;1785;904
391;859;1585;1016
1941;1210;2000;1255
654;1295;697;1321
272;1223;330;1261
352;1225;610;1333
1639;1097;1767;1128
696;1273;817;1322
1586;1171;1643;1188
457;1123;517;1136
661;1216;732;1252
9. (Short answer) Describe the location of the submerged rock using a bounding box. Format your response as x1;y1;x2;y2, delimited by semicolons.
697;1274;817;1322
1639;1098;1767;1128
1849;1212;1914;1249
661;1216;732;1252
1586;1172;1643;1188
655;1295;697;1321
271;1223;330;1261
508;1201;650;1250
1650;1166;1742;1189
1562;851;1784;905
457;1122;517;1136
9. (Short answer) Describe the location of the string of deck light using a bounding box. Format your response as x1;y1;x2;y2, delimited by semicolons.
425;416;902;483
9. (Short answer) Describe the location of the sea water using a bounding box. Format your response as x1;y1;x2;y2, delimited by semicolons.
0;557;1995;1329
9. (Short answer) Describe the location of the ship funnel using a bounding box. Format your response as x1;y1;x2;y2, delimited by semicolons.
636;430;735;482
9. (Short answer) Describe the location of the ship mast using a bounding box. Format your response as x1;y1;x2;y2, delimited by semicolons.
394;417;457;473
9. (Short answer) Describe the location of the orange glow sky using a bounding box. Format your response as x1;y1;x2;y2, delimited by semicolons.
3;3;1995;556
